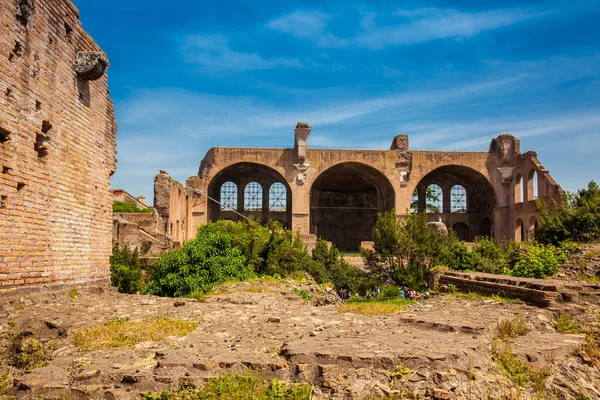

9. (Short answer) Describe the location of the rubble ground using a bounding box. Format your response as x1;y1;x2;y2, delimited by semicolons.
1;277;599;399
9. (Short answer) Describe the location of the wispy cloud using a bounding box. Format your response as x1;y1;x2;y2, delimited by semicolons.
266;11;347;48
356;7;542;49
182;34;302;71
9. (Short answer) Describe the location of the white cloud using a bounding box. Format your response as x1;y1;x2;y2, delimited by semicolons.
356;8;540;49
266;11;348;48
182;34;302;71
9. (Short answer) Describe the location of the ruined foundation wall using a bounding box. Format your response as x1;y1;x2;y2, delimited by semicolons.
0;0;117;292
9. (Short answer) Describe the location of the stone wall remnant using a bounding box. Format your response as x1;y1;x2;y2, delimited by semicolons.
1;0;117;293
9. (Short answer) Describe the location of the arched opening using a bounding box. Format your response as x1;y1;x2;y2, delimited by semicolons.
426;184;443;213
515;219;524;242
480;217;492;238
310;162;395;251
412;165;496;242
528;170;538;201
243;182;262;211
528;216;538;241
452;222;471;241
220;182;237;211
451;185;467;213
515;175;523;203
269;182;287;212
207;162;292;226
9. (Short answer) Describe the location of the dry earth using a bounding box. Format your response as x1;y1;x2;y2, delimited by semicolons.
1;278;599;400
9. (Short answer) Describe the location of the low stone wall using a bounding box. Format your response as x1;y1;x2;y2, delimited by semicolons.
439;272;562;307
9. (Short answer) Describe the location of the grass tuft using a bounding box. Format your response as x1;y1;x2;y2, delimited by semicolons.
497;314;529;338
577;274;599;284
143;374;312;400
73;316;198;351
338;297;413;315
492;339;550;393
451;290;519;304
551;312;580;334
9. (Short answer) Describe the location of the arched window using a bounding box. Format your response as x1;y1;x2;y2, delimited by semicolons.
244;182;262;211
515;175;523;203
450;185;467;213
528;170;538;200
426;184;443;213
515;219;524;242
220;182;237;211
269;182;286;212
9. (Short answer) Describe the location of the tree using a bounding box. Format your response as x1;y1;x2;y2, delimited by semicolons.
410;187;441;213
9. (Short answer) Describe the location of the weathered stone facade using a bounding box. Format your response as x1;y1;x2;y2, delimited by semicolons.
181;123;563;251
0;0;116;292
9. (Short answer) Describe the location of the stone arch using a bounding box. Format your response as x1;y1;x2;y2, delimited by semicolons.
310;162;395;251
528;215;538;240
515;219;525;242
451;222;471;241
411;165;496;242
207;162;292;226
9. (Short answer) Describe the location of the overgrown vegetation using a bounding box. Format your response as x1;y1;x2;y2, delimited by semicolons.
8;334;54;370
112;200;153;213
110;242;142;294
143;219;363;298
491;339;550;393
535;181;600;245
143;375;312;400
551;312;580;334
73;316;198;350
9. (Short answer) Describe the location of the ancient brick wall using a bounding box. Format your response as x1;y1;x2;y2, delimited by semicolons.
0;0;116;292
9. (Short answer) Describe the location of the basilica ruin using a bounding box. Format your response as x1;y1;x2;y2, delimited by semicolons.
124;123;564;253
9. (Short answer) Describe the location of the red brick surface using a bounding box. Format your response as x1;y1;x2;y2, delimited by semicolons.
0;0;116;292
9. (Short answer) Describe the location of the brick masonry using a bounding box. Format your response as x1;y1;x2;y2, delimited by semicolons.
0;0;117;292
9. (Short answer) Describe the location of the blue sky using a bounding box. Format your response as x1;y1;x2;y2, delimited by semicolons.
78;0;600;201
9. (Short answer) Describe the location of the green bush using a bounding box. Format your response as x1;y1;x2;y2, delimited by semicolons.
144;231;253;297
110;243;142;294
504;243;566;279
536;181;600;245
112;201;153;213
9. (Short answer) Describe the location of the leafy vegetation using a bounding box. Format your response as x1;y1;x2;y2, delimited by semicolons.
535;181;600;245
143;375;312;400
73;316;198;350
551;312;580;334
143;219;364;298
112;200;153;213
492;339;550;392
110;242;142;294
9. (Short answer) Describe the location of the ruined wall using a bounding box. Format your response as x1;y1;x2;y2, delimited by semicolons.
0;0;116;292
154;171;200;245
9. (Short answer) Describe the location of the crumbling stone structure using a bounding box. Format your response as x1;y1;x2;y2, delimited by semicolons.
0;0;116;292
180;123;563;251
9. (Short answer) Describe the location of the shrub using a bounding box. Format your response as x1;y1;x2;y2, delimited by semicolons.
110;242;142;294
144;231;252;297
536;181;600;245
505;242;565;279
112;200;153;213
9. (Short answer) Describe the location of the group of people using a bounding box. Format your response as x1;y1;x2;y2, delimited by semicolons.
337;282;430;302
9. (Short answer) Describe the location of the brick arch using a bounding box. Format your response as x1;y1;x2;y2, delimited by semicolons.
409;164;497;241
207;162;292;227
309;161;395;251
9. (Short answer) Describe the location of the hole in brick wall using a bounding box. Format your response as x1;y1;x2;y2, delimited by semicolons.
5;88;12;97
0;195;7;209
77;77;90;107
0;127;10;143
64;23;73;40
8;53;14;62
35;134;50;159
41;120;52;133
13;41;23;57
17;183;25;192
36;100;42;111
2;166;10;174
